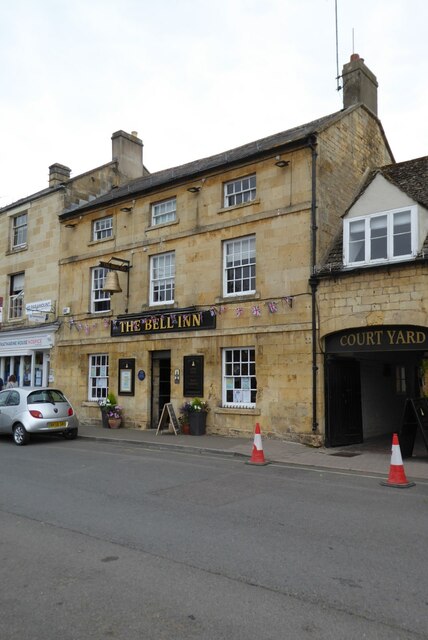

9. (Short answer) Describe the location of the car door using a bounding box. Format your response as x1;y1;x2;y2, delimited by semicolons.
0;390;21;433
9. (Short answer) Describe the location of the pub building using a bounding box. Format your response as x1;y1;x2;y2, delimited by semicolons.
317;156;428;447
52;55;397;443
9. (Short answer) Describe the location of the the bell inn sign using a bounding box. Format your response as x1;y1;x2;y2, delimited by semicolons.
111;309;216;337
326;325;428;353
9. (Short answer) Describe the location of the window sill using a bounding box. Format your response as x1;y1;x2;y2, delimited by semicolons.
90;310;112;315
217;198;260;215
6;245;28;255
215;291;260;304
142;301;178;311
82;401;104;408
146;219;179;232
88;237;115;246
215;407;260;416
343;255;416;269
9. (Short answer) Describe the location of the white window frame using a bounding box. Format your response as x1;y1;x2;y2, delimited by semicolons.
223;235;256;297
93;216;113;241
224;174;256;208
344;206;417;266
88;354;109;401
9;273;24;320
222;347;257;408
151;198;176;226
150;252;175;305
91;267;111;313
12;213;28;248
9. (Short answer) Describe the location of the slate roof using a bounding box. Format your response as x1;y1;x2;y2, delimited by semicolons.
59;106;361;219
345;155;428;214
318;155;428;276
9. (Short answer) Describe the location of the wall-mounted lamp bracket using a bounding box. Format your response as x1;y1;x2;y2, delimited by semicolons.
275;159;290;168
120;199;135;213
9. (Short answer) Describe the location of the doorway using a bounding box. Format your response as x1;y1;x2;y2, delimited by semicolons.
325;353;425;446
150;350;171;429
325;357;363;447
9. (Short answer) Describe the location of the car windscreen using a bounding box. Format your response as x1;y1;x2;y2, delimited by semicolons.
27;390;68;404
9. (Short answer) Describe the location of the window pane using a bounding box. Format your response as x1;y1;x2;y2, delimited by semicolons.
370;216;387;259
89;354;109;401
152;198;176;226
151;252;175;304
224;236;256;296
224;175;256;207
348;220;365;262
13;213;27;247
92;267;110;312
393;210;411;256
223;348;256;408
9;273;24;319
93;217;113;241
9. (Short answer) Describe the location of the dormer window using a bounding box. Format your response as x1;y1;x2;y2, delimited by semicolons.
344;206;417;266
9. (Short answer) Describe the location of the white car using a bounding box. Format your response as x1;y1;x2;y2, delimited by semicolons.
0;387;79;445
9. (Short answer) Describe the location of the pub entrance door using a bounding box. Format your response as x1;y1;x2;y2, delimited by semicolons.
325;357;363;447
150;350;171;429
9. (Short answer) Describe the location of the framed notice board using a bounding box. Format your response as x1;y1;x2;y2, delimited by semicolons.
118;358;135;396
400;398;428;458
183;355;204;397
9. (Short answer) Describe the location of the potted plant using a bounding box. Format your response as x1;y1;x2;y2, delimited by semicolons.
107;403;123;429
179;402;192;435
182;398;210;436
98;392;121;428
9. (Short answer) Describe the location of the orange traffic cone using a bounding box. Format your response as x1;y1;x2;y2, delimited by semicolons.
246;423;270;466
380;433;415;488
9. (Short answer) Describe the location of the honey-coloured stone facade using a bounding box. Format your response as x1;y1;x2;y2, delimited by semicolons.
52;107;392;443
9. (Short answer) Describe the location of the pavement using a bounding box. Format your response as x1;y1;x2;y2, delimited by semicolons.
78;423;428;482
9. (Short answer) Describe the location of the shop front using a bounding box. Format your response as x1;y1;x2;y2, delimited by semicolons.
324;325;428;447
111;308;216;430
0;324;59;388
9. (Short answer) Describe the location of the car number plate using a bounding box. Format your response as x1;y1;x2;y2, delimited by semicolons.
49;421;66;428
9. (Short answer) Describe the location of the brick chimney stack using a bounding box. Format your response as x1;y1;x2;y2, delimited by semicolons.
111;130;144;181
342;53;378;116
49;163;71;187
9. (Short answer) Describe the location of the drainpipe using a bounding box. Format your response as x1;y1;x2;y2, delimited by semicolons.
309;135;319;433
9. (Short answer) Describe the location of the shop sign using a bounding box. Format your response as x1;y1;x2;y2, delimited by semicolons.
111;309;216;337
0;334;53;350
326;325;428;353
26;300;53;323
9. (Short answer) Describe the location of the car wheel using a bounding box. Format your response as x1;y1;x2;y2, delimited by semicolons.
63;429;78;440
13;423;30;446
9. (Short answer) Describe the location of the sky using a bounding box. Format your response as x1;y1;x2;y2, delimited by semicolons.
0;0;426;207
